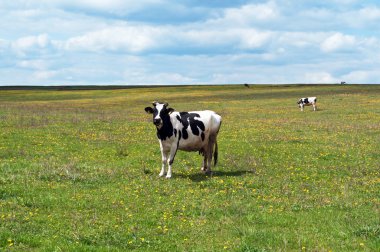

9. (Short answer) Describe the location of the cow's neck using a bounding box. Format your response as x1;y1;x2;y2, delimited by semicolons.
156;115;173;141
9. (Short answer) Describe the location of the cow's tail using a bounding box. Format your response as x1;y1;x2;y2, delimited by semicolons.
213;117;222;167
214;140;218;166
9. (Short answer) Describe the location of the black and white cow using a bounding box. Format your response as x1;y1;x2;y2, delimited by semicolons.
145;102;222;178
297;97;317;111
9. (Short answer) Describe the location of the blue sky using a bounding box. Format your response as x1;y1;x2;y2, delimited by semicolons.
1;0;380;85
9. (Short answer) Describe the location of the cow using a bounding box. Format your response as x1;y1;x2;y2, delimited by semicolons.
297;97;317;111
145;102;222;178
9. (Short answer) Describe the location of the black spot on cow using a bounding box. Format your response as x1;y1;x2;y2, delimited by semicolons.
157;122;173;140
178;112;205;139
190;122;200;135
182;128;188;139
303;98;309;104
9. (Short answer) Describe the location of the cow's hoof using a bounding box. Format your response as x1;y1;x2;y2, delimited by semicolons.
159;172;166;177
165;175;172;179
201;167;207;171
204;170;212;176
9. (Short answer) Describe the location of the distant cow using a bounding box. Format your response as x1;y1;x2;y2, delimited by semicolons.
145;102;222;178
297;97;317;111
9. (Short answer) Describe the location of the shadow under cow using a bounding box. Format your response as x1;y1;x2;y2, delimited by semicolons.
177;169;254;182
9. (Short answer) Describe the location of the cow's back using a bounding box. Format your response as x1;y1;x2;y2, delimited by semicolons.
171;110;221;152
309;97;317;103
190;110;221;134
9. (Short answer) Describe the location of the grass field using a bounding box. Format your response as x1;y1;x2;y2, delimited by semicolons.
0;85;379;251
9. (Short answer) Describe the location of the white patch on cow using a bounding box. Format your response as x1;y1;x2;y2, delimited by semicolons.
154;103;165;129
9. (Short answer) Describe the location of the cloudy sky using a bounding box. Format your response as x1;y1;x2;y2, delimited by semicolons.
1;0;380;85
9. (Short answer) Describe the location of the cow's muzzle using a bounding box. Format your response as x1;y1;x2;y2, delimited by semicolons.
153;119;162;126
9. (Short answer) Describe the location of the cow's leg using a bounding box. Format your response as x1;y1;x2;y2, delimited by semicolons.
313;103;316;111
300;104;304;112
202;155;207;171
201;150;208;171
205;137;215;175
166;145;178;179
159;151;168;177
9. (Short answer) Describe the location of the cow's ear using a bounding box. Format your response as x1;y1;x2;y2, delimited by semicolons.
167;108;175;114
145;107;154;114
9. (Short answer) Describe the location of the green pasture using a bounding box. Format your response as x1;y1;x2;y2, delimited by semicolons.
0;85;379;251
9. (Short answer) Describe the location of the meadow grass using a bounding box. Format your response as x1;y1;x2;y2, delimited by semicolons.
0;85;379;251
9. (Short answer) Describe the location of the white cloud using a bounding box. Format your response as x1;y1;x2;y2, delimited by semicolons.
208;2;279;28
33;70;58;80
300;8;332;20
64;26;165;53
176;29;229;47
124;72;196;85
342;70;380;84
238;29;274;49
329;6;380;29
320;33;356;52
17;59;48;70
14;34;49;49
303;72;338;83
223;2;278;23
277;32;323;49
180;28;273;50
358;6;380;20
62;23;275;55
11;34;51;56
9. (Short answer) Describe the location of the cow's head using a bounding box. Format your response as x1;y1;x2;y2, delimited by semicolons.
145;102;174;129
297;99;303;108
